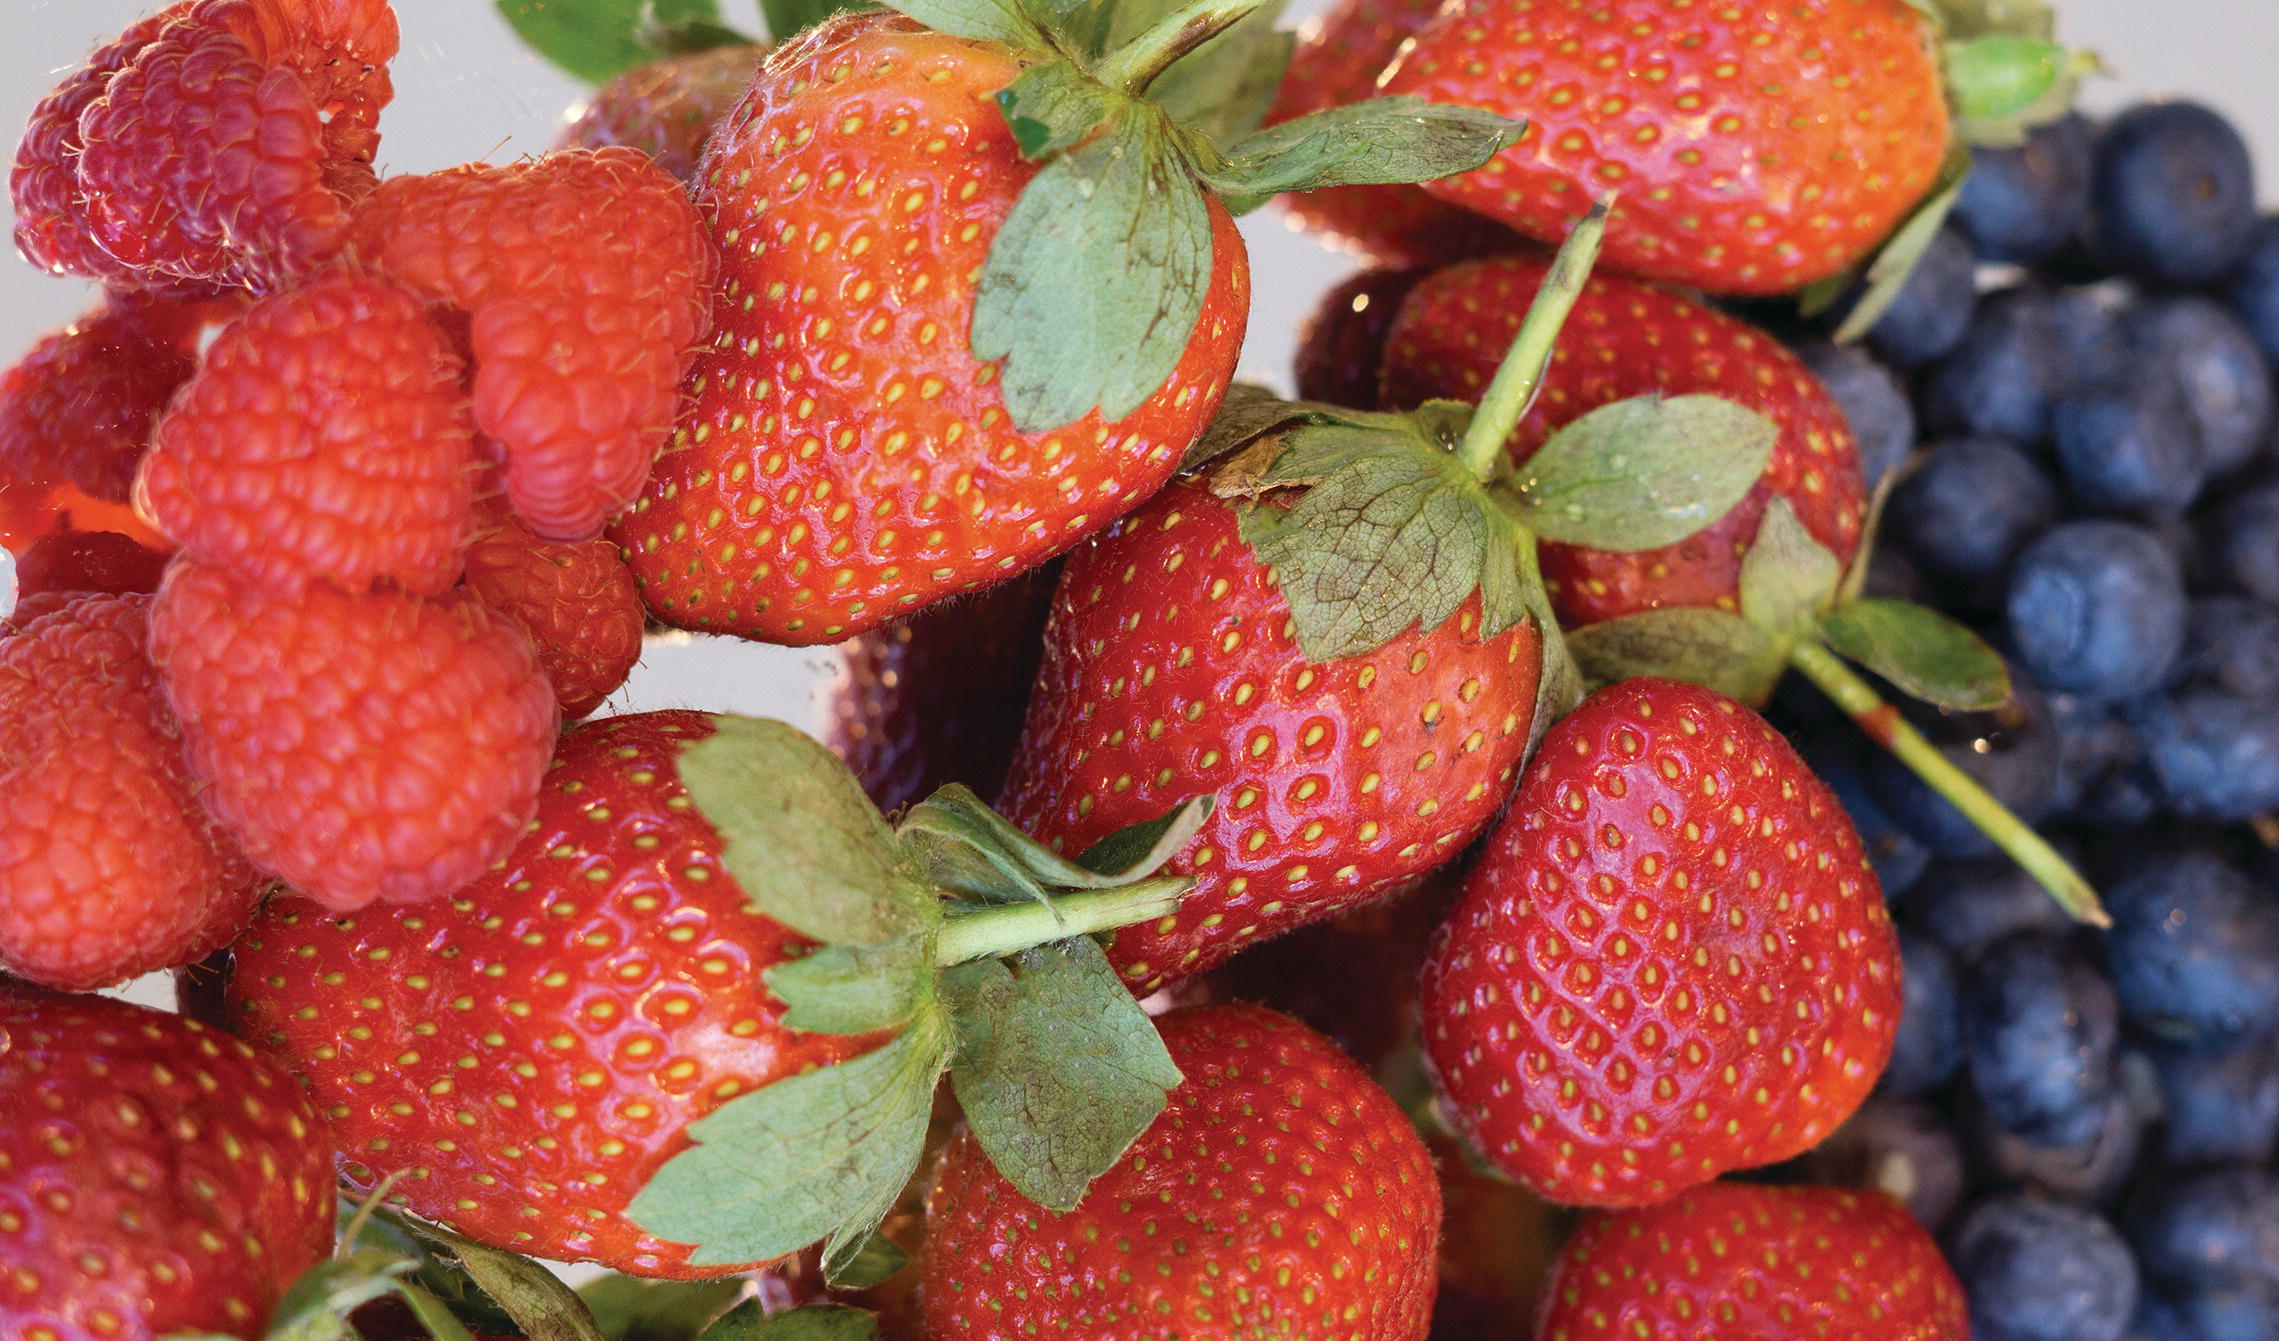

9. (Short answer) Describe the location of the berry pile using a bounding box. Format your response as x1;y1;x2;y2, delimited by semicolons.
3;0;2271;1338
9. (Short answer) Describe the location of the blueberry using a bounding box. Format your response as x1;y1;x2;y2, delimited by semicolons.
1802;736;1932;896
2132;1287;2278;1341
2153;1034;2279;1166
2104;850;2279;1044
1791;339;1918;493
2006;521;2187;703
1867;678;2059;858
2227;216;2279;364
1885;437;2058;601
1922;287;2072;442
1964;932;2121;1147
2076;767;2164;828
1970;1090;2147;1207
2052;285;2137;391
1863;226;1979;369
1861;541;1929;605
2128;297;2274;481
1949;1194;2139;1341
2051;376;2208;519
2127;685;2279;822
2174;596;2279;699
1794;1099;1968;1230
1907;855;2074;961
1956;114;2096;265
2207;473;2279;604
2127;1168;2279;1297
2048;693;2142;817
1885;930;1961;1097
2088;101;2259;285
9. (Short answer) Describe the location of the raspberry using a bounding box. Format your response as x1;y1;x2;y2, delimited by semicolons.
462;506;646;720
36;0;398;292
557;45;763;184
348;148;716;541
137;271;477;597
148;557;560;912
0;295;213;506
12;525;172;607
0;593;265;989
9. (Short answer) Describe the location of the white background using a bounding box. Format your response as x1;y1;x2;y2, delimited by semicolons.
7;0;2278;733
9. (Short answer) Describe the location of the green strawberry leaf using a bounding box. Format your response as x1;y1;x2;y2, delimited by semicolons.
1201;98;1526;196
995;62;1120;160
1501;395;1777;552
899;787;1208;906
578;1277;746;1341
942;937;1181;1210
495;0;725;84
1514;533;1583;758
681;715;936;948
418;1226;608;1341
822;1228;911;1290
700;1302;880;1341
1566;608;1789;706
1738;498;1844;643
973;109;1215;431
627;1009;951;1267
877;0;1044;46
759;0;874;40
1820;598;2011;711
1072;794;1211;877
1948;38;2100;147
766;938;933;1035
1179;384;1357;472
1919;0;2056;41
1145;2;1292;145
1819;142;1971;337
259;1251;417;1341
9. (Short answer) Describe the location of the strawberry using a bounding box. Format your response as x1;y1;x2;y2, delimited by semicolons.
0;986;336;1339
1378;0;1950;294
1292;267;1431;410
1420;677;1901;1208
558;45;767;184
462;505;648;720
136;269;478;597
0;292;215;507
1381;250;1865;627
819;565;1058;814
228;709;1212;1280
1538;1182;1967;1340
148;555;559;911
0;592;264;989
921;1003;1441;1340
345;147;715;542
611;3;1522;644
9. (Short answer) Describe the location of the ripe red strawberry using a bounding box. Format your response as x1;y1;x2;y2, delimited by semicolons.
1293;267;1432;409
222;710;878;1278
921;1004;1441;1340
819;565;1057;814
0;593;263;989
1538;1182;1967;1340
0;986;336;1338
137;270;477;597
345;147;715;541
1267;0;1517;269
148;555;558;911
1379;0;1949;294
1381;252;1865;626
0;293;211;506
998;478;1541;993
462;505;647;720
25;0;399;292
558;45;766;184
1421;678;1901;1207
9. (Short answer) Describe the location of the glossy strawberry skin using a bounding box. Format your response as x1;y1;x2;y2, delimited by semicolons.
1382;253;1865;628
225;711;872;1279
1539;1183;1967;1340
921;1004;1441;1341
998;480;1541;994
0;987;336;1341
1293;267;1432;410
558;45;767;184
1421;679;1900;1208
614;12;1250;645
1380;0;1948;295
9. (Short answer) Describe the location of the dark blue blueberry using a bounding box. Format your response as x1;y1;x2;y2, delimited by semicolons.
2076;765;2165;827
1949;1194;2139;1341
1922;287;2072;442
1791;339;1918;493
2207;473;2279;604
1802;736;1931;896
1884;930;1961;1097
2052;285;2136;390
2127;1168;2279;1297
1867;678;2059;858
1970;1090;2147;1207
1795;1100;1968;1230
2104;850;2279;1044
1956;114;2096;265
1907;855;2074;961
2128;297;2274;481
1861;541;1929;605
2174;596;2279;699
1885;437;2058;603
1863;226;1979;369
2048;693;2141;817
2153;1034;2279;1166
2051;376;2208;520
2088;101;2259;285
1964;932;2121;1147
2226;216;2279;364
2127;685;2279;822
2006;520;2187;703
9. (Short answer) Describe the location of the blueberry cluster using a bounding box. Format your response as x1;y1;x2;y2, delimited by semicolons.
1772;102;2279;1341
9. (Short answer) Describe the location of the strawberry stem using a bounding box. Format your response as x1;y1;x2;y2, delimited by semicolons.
1787;639;2110;927
1455;196;1613;481
934;877;1191;966
1093;0;1278;96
